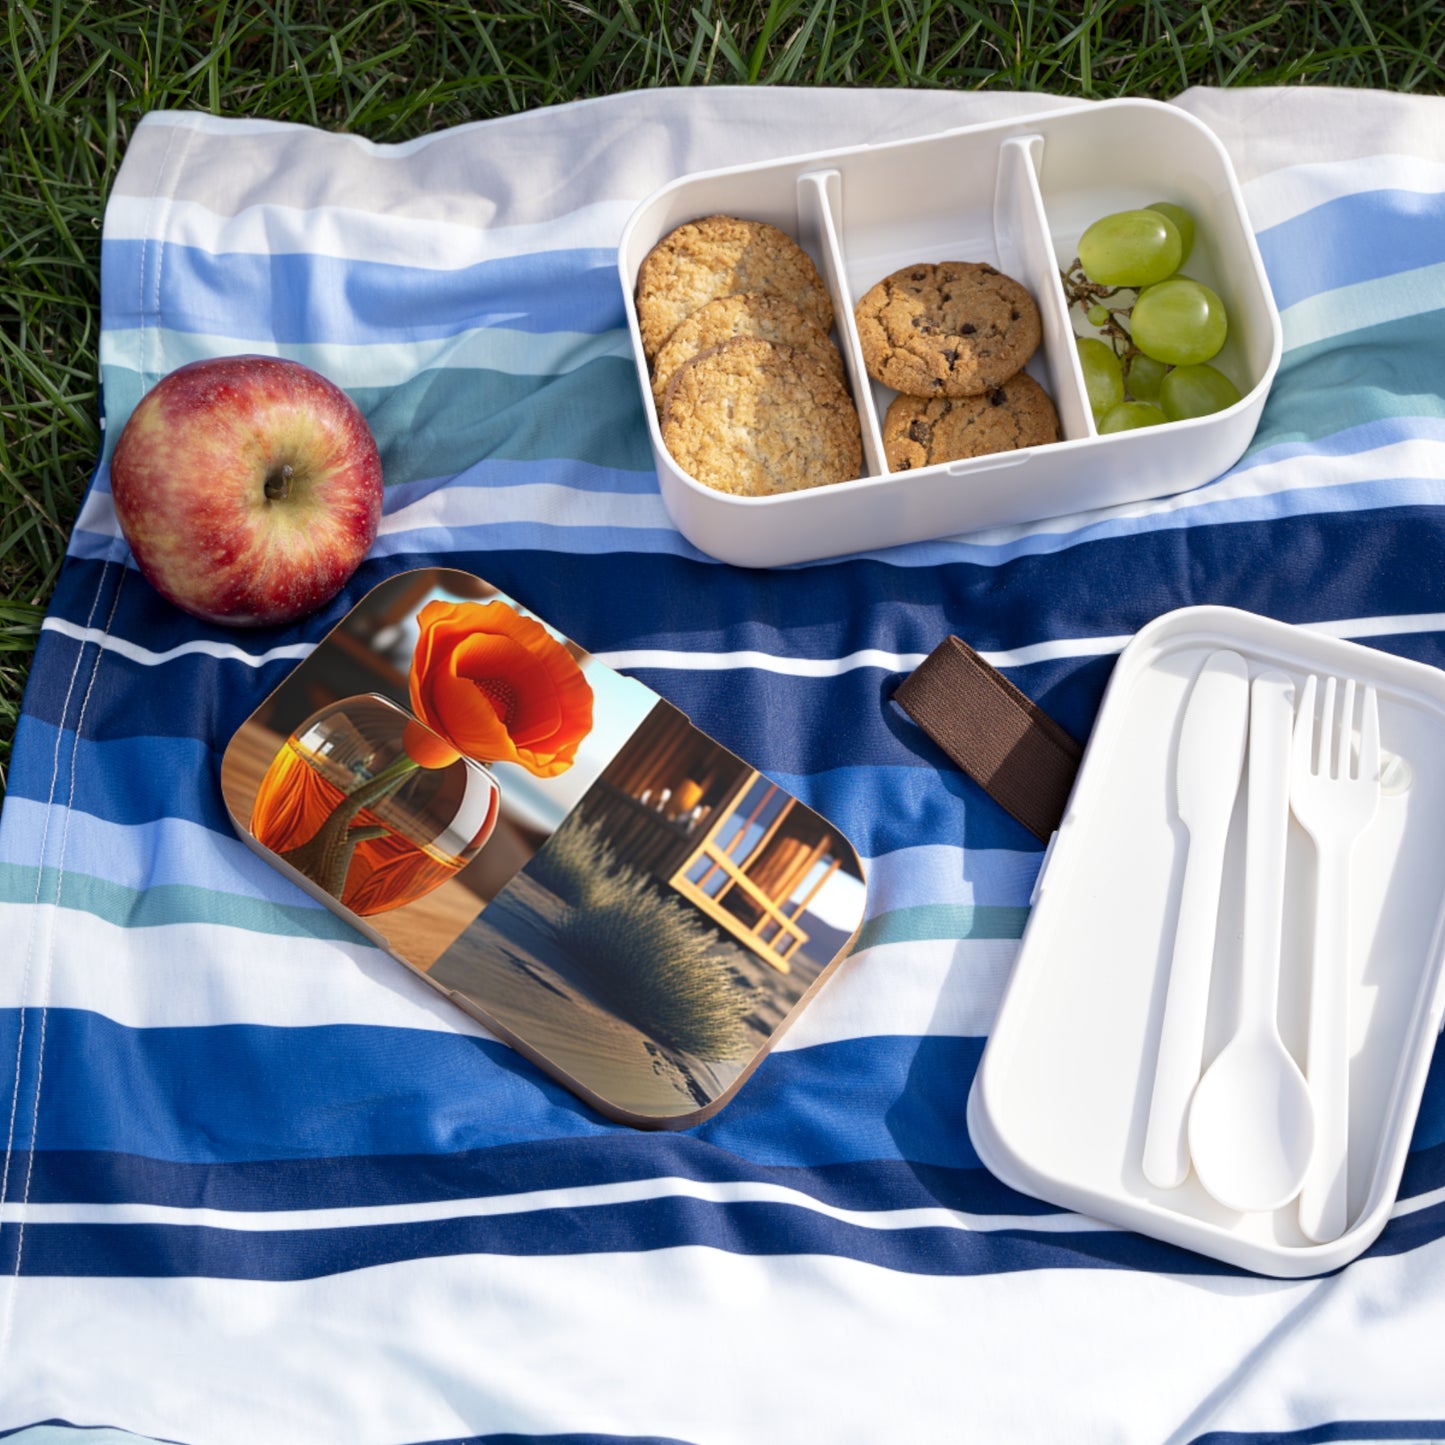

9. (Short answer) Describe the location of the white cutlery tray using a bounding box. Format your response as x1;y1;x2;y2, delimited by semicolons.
617;99;1282;568
967;606;1445;1276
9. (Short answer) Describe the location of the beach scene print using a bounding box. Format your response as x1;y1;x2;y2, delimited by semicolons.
220;567;867;1124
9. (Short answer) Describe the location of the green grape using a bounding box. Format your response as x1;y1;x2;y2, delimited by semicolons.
1077;209;1183;288
1160;363;1242;420
1147;202;1196;264
1125;353;1168;404
1077;337;1124;419
1098;401;1168;433
1086;305;1111;327
1130;277;1228;366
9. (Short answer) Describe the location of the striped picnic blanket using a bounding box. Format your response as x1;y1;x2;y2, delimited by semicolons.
4;85;1445;1443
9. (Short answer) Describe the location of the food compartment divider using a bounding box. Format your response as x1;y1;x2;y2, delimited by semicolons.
991;133;1094;448
810;128;1093;480
795;169;887;479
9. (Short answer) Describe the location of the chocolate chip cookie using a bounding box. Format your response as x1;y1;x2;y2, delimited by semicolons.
882;373;1059;471
650;291;844;410
636;216;835;361
661;336;861;497
854;262;1041;397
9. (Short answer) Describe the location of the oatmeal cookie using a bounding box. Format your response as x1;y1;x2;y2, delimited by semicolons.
882;373;1059;471
660;336;861;497
636;216;835;360
650;291;844;410
854;261;1041;397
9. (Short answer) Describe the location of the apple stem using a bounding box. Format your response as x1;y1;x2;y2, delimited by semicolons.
264;463;295;502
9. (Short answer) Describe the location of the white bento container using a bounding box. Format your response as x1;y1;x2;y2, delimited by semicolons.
968;607;1445;1277
617;98;1282;568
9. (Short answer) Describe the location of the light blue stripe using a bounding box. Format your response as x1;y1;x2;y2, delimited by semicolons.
0;798;325;905
1256;185;1445;310
100;238;623;343
0;798;1039;919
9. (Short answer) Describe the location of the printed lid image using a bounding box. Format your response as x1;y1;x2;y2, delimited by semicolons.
221;567;867;1128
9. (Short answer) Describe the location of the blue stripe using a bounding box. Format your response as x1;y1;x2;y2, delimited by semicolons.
42;509;1445;686
16;1146;1051;1217
4;712;1047;858
1191;1422;1445;1445
7;1157;1441;1288
380;458;664;504
100;241;624;344
1256;186;1445;311
1;1201;1233;1281
0;1009;984;1171
0;1426;690;1445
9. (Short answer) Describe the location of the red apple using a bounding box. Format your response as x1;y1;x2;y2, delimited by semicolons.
110;354;384;627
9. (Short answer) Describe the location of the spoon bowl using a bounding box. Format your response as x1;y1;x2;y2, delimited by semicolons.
1188;1027;1316;1211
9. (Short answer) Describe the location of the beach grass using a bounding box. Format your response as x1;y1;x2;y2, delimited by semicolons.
526;811;761;1060
3;0;1444;791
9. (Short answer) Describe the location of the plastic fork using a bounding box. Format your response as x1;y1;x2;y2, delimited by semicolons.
1290;674;1381;1243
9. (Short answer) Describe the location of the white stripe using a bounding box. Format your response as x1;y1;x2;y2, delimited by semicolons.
100;323;633;389
38;616;314;669
40;607;1445;681
914;434;1445;556
0;1175;1096;1236
103;194;637;267
70;478;676;549
376;482;673;536
590;637;1127;675
774;937;1016;1050
1391;1180;1445;1219
5;1167;1436;1236
13;1237;1444;1444
0;903;1006;1044
1241;153;1445;233
0;903;494;1039
1280;258;1445;352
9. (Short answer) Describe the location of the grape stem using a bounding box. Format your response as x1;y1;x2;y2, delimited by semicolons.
1061;258;1139;363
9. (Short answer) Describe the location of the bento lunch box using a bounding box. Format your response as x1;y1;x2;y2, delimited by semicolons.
618;98;1282;568
968;607;1445;1277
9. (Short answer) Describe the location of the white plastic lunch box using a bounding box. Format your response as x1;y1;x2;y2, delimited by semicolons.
618;99;1282;568
968;608;1445;1277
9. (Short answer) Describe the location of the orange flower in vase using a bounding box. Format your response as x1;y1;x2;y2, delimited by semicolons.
408;600;594;777
252;599;594;916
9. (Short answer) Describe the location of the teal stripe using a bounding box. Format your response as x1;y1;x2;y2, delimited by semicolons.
852;903;1030;952
100;356;655;483
0;862;361;942
1250;308;1445;456
2;856;1025;953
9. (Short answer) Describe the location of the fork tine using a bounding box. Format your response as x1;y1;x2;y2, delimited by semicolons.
1338;677;1356;779
1294;673;1318;774
1360;684;1381;783
1319;675;1336;778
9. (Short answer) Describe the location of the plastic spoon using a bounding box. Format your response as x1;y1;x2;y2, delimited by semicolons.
1142;649;1251;1189
1188;669;1315;1213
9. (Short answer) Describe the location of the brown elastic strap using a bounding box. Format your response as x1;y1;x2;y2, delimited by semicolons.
893;635;1083;842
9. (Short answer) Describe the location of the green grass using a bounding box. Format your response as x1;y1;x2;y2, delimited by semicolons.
3;1;1444;795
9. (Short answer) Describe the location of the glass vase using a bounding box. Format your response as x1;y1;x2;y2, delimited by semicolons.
251;694;499;916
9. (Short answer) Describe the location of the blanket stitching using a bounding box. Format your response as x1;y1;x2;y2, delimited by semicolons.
0;113;191;1380
0;565;129;1359
0;557;115;1373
